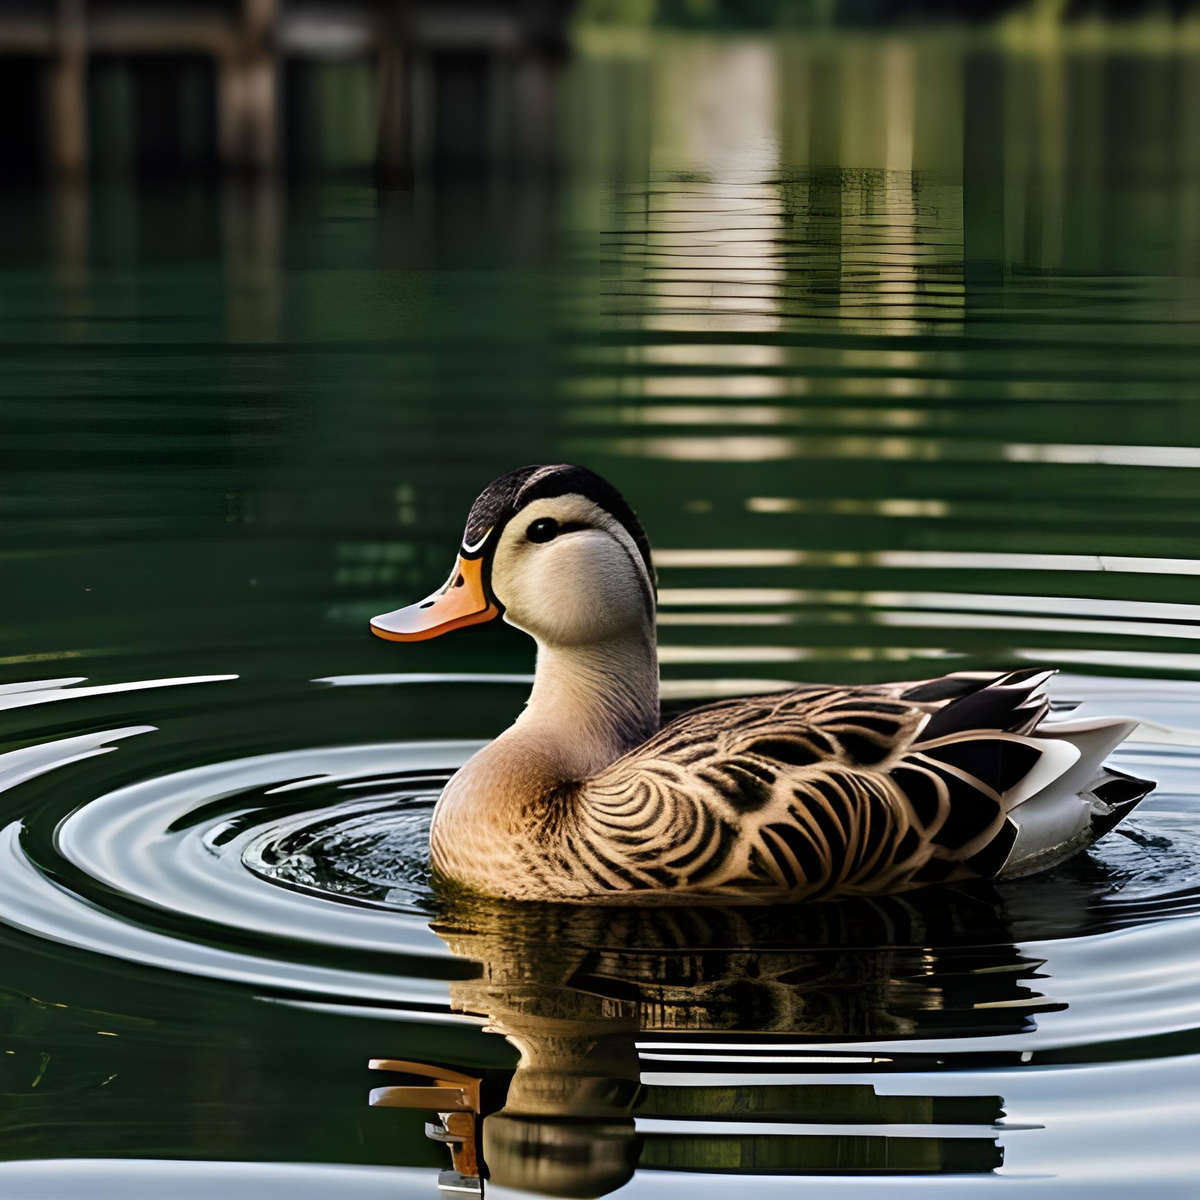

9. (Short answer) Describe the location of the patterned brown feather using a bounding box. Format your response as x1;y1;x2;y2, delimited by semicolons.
498;670;1067;903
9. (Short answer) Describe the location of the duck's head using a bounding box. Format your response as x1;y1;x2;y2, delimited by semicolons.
370;464;656;648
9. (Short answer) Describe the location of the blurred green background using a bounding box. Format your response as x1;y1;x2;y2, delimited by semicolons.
3;1;1200;694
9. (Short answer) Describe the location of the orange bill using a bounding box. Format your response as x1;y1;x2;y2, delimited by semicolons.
369;554;499;642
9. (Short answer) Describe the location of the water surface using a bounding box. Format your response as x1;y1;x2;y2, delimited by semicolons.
3;31;1200;1200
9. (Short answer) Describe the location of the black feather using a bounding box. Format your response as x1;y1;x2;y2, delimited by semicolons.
925;738;1042;796
835;730;893;765
902;673;997;702
701;761;775;813
747;737;820;767
965;818;1018;877
893;826;920;862
923;762;1003;848
891;765;942;827
918;679;1049;743
1089;768;1156;837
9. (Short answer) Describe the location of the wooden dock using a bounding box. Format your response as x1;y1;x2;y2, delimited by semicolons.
0;1;575;176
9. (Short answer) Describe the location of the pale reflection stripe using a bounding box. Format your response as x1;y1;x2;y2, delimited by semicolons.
636;1042;875;1053
659;611;1200;640
634;1119;996;1138
749;494;1191;521
567;404;932;427
557;361;1193;403
1006;443;1200;468
660;610;1200;639
630;344;786;367
315;673;535;687
585;435;1200;466
658;588;1200;622
638;1055;880;1066
749;497;949;516
657;646;953;664
880;611;1200;640
315;672;795;701
654;549;1200;575
658;613;794;626
1016;649;1200;672
0;674;239;713
0;676;87;695
261;998;483;1025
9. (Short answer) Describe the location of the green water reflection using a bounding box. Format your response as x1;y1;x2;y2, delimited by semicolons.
2;27;1200;1199
5;36;1200;692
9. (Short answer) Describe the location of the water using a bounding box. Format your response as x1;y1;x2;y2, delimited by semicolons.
3;30;1200;1200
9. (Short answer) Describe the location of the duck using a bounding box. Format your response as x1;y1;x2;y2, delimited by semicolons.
370;463;1154;904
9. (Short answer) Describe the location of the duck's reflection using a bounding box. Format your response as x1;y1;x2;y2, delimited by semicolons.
388;886;1054;1196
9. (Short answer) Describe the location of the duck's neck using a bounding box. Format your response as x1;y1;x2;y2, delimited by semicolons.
430;627;659;886
447;628;659;800
515;631;661;779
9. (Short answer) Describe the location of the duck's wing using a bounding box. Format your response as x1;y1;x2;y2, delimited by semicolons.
882;669;1154;879
579;670;1152;899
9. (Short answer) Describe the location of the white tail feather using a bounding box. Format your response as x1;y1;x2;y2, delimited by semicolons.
1000;716;1140;877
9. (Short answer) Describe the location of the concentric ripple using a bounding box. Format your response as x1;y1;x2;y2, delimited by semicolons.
1;705;481;1004
0;672;1197;1061
0;671;1199;1199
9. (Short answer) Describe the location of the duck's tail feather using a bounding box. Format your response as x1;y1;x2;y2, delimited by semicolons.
899;698;1154;883
996;717;1155;878
912;667;1054;742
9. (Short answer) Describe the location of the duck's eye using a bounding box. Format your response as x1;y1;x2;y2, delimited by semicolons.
526;517;559;544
